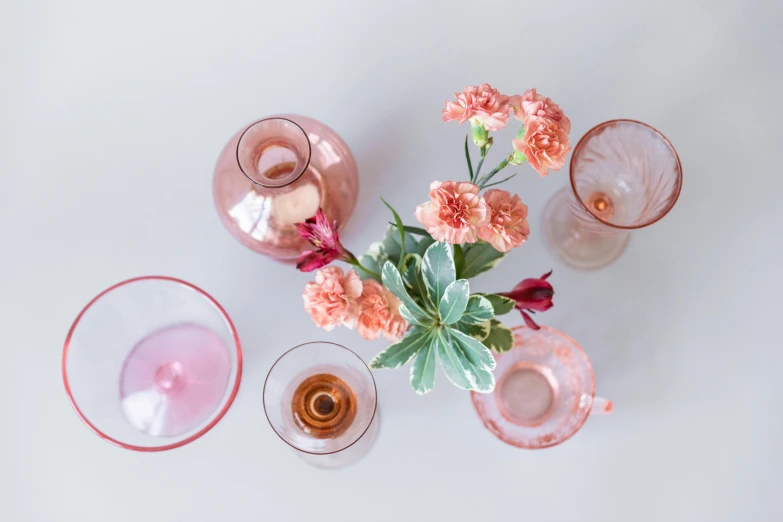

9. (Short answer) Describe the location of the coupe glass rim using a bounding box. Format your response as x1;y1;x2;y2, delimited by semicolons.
262;341;378;456
569;119;683;230
235;116;312;189
61;275;243;452
470;325;596;450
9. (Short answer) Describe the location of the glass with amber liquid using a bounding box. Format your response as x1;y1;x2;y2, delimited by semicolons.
263;342;378;469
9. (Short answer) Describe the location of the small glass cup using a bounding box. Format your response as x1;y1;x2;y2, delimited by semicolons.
542;119;683;269
263;342;378;469
62;276;243;451
471;326;612;449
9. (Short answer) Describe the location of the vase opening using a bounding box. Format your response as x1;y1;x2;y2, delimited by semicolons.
236;117;312;189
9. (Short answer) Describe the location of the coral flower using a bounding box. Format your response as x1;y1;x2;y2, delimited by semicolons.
356;279;408;341
512;116;571;177
414;181;490;244
477;189;530;252
442;84;511;131
509;88;571;133
303;267;363;331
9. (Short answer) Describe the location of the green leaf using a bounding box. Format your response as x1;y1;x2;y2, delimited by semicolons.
401;254;431;308
460;241;506;279
459;295;495;325
356;252;383;281
454;244;465;277
369;326;433;369
381;261;430;322
464;134;474;182
414;235;435;257
454;319;491;342
479;294;516;316
422;242;456;306
389;223;431;237
381;196;407;269
380;226;402;264
448;327;497;372
438;279;469;324
482;319;515;353
399;304;433;327
436;328;495;393
410;337;437;394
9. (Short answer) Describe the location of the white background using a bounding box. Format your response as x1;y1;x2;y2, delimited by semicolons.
2;1;782;520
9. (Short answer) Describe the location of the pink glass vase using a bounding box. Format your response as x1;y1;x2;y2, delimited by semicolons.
542;120;682;269
471;326;612;449
62;276;242;451
213;115;359;262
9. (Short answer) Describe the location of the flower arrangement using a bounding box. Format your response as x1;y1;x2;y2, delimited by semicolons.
296;84;569;394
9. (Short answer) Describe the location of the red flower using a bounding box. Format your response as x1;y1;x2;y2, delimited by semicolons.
295;209;354;272
498;271;554;330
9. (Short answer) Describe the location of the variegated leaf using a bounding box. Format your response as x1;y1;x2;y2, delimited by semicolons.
454;319;491;342
448;327;497;372
460;241;506;279
414;235;435;257
369;326;432;369
482;319;515;353
422;241;456;306
438;279;469;324
381;261;430;322
399;303;434;327
480;294;516;316
459;295;494;325
436;328;495;393
410;336;437;394
401;254;431;310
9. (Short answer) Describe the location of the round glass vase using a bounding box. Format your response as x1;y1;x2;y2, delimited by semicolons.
213;115;359;262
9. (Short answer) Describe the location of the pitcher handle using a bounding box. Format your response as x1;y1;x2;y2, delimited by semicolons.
591;396;613;415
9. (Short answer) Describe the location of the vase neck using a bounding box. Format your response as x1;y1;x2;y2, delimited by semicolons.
236;117;311;188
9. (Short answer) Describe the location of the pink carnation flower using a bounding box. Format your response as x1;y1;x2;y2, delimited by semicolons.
303;267;362;331
513;116;571;177
414;181;491;244
509;89;571;133
356;280;408;341
442;84;511;131
477;189;530;252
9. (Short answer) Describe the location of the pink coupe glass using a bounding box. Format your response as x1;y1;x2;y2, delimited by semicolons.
62;276;242;451
471;326;612;449
263;342;379;469
213;115;359;263
542;120;683;269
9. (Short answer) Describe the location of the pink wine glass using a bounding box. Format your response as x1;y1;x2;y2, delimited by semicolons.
62;276;242;451
263;342;378;469
471;326;612;449
542;120;683;269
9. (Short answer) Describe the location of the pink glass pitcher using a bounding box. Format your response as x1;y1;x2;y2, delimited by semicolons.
472;326;612;449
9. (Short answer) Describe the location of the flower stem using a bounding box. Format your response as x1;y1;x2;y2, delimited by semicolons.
477;154;512;188
347;258;382;280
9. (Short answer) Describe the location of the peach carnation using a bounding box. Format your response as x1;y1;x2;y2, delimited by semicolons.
512;116;571;177
477;189;530;252
509;89;571;133
303;266;362;331
442;84;511;131
415;181;490;244
356;280;408;341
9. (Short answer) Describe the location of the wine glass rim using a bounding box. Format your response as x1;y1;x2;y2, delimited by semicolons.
262;341;378;456
470;325;596;449
569;119;683;230
61;275;243;452
235;116;312;189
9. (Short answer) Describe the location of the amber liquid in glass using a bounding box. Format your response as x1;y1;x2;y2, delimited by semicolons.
291;373;356;439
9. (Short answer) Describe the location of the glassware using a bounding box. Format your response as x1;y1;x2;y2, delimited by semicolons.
471;326;612;449
213;115;359;262
542;119;682;269
263;342;378;469
62;276;242;451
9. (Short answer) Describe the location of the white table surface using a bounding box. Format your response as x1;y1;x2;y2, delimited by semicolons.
2;1;782;520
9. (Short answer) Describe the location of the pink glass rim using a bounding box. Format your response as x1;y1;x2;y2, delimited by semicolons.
61;275;243;452
235;116;312;188
569;119;683;230
262;341;378;456
470;325;596;450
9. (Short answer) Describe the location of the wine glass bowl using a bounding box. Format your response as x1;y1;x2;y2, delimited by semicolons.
542;119;682;269
62;276;242;451
263;342;378;468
